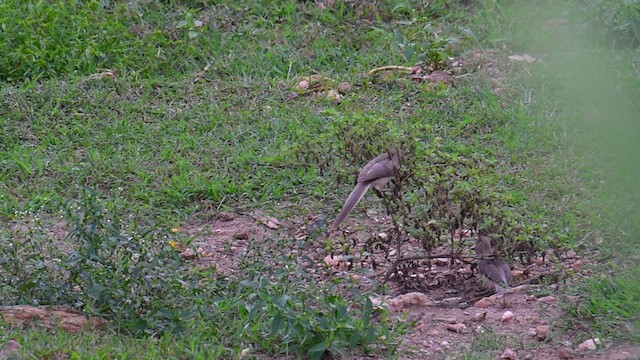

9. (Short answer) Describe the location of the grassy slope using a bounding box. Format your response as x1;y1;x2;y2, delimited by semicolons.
478;0;640;344
1;0;637;357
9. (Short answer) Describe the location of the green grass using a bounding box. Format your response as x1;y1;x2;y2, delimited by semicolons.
1;0;639;357
477;0;640;344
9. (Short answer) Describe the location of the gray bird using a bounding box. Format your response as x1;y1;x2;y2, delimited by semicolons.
331;149;402;230
475;235;513;293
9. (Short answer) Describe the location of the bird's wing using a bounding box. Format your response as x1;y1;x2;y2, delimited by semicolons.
478;259;510;286
357;154;395;183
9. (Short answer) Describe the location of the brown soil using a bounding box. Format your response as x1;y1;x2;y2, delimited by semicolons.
176;208;639;359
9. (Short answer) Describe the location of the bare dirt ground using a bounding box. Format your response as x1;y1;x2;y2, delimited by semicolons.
176;209;640;360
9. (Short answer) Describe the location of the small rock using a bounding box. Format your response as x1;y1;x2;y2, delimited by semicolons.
240;348;250;358
500;348;517;360
424;70;454;86
500;311;515;322
577;339;597;351
545;248;555;259
306;215;327;237
427;219;439;229
233;230;249;240
0;340;22;359
323;254;347;268
258;216;280;229
558;347;574;359
297;80;310;90
387;292;432;311
566;249;576;258
525;295;537;302
180;248;196;260
508;54;537;63
378;232;388;240
441;340;450;347
471;311;487;322
474;297;495;308
538;296;557;304
216;212;235;221
326;89;343;104
527;327;537;337
337;82;351;94
446;323;467;333
535;325;550;340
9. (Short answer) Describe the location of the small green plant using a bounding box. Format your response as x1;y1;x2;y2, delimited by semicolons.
391;19;461;66
176;11;204;39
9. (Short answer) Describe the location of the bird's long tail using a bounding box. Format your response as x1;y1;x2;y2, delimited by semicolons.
331;182;371;230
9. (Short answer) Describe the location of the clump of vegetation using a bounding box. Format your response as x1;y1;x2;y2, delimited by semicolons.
0;191;405;358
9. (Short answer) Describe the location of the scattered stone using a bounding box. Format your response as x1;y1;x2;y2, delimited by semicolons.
216;212;235;221
180;248;196;260
535;325;550;341
538;296;557;304
337;82;351;94
527;328;537;337
297;80;310;91
323;254;347;269
577;338;598;351
566;249;576;258
474;297;495;308
240;348;250;359
233;230;249;240
500;311;515;322
387;292;432;311
258;216;280;229
508;54;537;63
326;89;343;104
558;347;574;359
526;295;537;302
306;215;327;237
471;311;487;322
446;323;467;333
377;232;389;240
500;348;517;360
0;340;22;359
424;70;455;86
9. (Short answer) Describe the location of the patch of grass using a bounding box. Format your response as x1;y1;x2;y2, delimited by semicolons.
565;266;640;342
3;0;634;356
472;0;640;343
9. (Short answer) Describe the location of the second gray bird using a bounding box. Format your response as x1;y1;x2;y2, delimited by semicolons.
331;149;402;230
475;235;513;293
